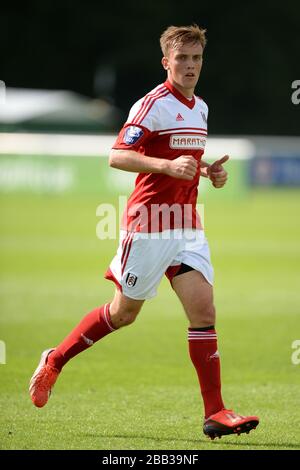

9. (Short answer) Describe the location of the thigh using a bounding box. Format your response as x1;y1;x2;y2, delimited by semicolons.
171;269;215;328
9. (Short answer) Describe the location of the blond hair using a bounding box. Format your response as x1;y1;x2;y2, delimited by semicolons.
160;24;207;57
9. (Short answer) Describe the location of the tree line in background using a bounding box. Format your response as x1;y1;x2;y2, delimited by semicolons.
1;0;299;134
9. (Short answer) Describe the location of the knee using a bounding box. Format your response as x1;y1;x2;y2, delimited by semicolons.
202;304;216;326
190;304;216;328
118;310;139;327
110;305;140;328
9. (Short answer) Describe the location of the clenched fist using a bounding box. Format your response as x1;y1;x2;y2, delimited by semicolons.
165;155;198;181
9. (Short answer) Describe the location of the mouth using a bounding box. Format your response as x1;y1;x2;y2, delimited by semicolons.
185;73;195;78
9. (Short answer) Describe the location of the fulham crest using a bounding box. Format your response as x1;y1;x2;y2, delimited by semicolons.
126;273;137;287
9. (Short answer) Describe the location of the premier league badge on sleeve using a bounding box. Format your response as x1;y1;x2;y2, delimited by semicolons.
123;126;144;145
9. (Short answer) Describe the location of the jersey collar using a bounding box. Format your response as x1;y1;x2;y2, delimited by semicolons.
164;80;196;109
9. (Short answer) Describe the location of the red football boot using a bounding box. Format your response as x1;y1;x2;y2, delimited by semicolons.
29;349;60;408
203;408;259;440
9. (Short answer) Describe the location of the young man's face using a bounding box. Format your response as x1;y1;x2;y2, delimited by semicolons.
162;42;203;97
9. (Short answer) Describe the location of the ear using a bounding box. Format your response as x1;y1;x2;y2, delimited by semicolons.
161;56;169;70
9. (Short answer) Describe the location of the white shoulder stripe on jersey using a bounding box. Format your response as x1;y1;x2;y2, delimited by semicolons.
133;87;169;126
135;89;170;126
131;85;166;124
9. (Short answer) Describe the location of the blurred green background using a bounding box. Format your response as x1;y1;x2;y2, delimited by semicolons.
0;152;299;449
1;0;299;451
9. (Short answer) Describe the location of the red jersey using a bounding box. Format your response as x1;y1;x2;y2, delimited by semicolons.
112;80;208;232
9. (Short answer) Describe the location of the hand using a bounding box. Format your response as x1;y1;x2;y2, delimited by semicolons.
165;155;198;181
207;155;229;188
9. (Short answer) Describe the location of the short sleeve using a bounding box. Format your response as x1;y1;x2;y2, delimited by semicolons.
112;89;162;150
112;123;152;151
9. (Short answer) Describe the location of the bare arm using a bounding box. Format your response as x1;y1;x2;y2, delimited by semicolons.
109;149;198;181
109;149;168;174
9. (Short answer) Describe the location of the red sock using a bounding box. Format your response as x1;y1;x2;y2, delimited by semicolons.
188;327;225;418
48;304;116;371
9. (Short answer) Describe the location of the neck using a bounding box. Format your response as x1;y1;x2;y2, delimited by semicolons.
167;77;195;99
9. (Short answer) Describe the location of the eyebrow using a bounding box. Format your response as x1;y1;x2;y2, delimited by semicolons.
176;53;203;57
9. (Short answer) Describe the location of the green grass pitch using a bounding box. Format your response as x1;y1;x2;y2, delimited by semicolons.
0;188;300;450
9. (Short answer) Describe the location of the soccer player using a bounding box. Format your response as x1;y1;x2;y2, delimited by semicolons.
29;24;259;439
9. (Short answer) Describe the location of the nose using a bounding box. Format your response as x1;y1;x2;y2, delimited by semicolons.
187;59;195;69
